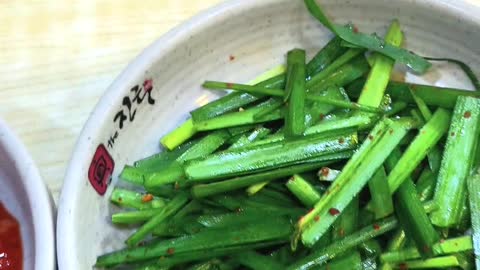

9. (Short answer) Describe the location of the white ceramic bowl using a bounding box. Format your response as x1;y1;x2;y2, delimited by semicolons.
0;118;55;270
57;0;480;269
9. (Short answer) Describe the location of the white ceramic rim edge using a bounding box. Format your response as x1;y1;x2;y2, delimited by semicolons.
0;118;55;270
56;0;480;269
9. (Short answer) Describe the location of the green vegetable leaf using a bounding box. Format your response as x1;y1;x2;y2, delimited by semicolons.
304;0;431;73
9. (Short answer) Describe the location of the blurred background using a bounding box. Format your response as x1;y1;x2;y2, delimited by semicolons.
0;1;222;204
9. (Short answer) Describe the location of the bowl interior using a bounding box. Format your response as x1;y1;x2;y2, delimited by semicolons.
0;151;35;269
0;120;55;270
57;0;480;269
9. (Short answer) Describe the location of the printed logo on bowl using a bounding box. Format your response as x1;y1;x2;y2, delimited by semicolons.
88;79;156;195
88;144;115;195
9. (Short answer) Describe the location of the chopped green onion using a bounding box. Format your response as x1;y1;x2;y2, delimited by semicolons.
287;217;398;270
307;49;364;88
185;131;358;182
331;197;359;241
191;155;348;198
110;188;165;210
233;251;285;270
357;19;403;108
202;81;383;113
431;96;480;227
125;193;189;247
368;167;394;219
394;255;464;269
380;236;473;263
96;218;292;267
386;108;451;193
286;174;322;207
295;118;411;247
347;79;480;109
467;166;480;269
285;49;307;138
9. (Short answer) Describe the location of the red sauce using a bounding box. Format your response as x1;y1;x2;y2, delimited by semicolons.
0;203;22;269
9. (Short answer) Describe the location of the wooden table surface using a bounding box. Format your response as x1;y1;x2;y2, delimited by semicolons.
0;0;222;204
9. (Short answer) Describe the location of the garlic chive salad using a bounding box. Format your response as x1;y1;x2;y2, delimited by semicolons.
96;1;480;269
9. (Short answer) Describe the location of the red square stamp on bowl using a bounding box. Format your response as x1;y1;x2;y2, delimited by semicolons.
88;144;114;195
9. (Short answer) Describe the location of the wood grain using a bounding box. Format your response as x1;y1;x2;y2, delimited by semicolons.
0;0;221;204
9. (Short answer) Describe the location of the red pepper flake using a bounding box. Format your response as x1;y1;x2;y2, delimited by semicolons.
338;138;345;144
399;263;408;270
368;135;374;140
141;194;154;203
229;55;235;61
451;132;455;137
166;247;175;255
320;167;329;177
328;208;340;216
143;79;153;92
353;25;359;33
226;82;234;89
373;223;381;231
319;114;325;121
464;111;472;118
314;215;320;222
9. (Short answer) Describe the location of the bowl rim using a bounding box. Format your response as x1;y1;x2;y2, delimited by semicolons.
0;118;56;270
56;0;480;269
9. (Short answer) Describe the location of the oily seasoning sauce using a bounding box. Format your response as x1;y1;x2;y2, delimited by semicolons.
0;203;22;269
